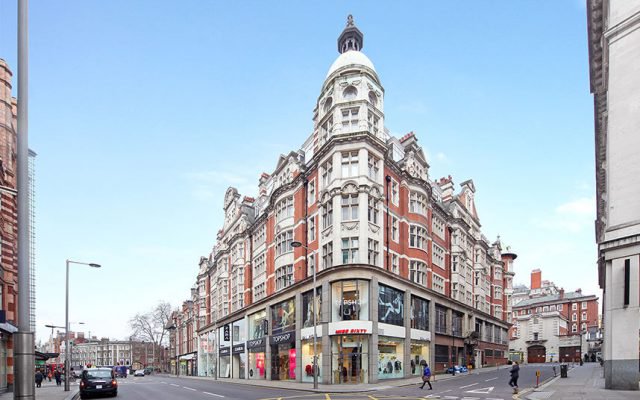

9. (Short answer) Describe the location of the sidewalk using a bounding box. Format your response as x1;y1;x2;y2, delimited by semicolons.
0;380;78;400
167;364;508;393
523;362;639;400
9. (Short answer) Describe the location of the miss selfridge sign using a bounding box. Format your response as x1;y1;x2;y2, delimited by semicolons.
269;331;295;345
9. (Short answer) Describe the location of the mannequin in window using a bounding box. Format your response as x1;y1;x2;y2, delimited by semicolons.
380;293;403;323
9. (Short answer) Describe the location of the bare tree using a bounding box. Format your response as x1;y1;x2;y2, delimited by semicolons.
129;301;173;346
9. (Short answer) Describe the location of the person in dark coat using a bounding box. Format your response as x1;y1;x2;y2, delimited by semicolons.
35;370;44;388
509;361;520;393
54;369;62;386
419;363;432;390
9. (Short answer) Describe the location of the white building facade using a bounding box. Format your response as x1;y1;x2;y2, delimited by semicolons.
588;0;640;390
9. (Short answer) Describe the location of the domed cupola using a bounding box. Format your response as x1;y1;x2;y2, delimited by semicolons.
338;15;363;53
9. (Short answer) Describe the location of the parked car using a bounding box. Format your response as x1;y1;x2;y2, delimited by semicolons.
79;368;117;398
446;365;468;374
133;369;145;377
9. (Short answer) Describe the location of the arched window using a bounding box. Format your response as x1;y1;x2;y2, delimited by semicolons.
323;97;333;113
368;91;377;106
343;86;357;100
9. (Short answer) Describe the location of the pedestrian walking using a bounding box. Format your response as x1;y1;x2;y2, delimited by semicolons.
419;363;432;390
509;361;520;394
35;370;43;388
54;369;62;386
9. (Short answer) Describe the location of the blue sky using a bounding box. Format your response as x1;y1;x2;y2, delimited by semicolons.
0;1;596;343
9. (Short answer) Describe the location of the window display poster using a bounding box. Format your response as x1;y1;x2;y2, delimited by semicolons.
272;298;295;334
378;284;404;326
302;288;322;328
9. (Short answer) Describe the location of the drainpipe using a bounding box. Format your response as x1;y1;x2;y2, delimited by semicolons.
385;175;391;270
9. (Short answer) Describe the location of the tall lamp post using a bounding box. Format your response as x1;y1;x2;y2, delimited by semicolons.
65;260;101;391
291;240;318;389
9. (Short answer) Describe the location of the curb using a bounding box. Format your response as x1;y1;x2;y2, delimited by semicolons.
63;390;80;400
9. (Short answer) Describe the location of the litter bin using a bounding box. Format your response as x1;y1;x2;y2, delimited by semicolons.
560;364;568;378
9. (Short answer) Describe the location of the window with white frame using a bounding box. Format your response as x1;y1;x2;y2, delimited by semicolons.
308;180;316;205
572;313;577;321
572;303;578;311
368;239;379;266
322;241;333;269
308;254;316;275
308;216;316;242
494;267;502;280
341;151;359;177
543;306;549;312
367;196;379;225
432;243;445;267
275;264;294;290
558;304;563;311
452;255;458;272
572;324;577;333
581;322;586;331
432;215;445;239
320;116;333;142
368;154;380;180
391;254;399;274
342;237;359;264
275;230;293;256
409;225;428;250
254;224;266;247
391;179;399;205
410;260;427;285
275;196;294;222
391;216;399;241
322;200;333;229
341;194;359;221
409;191;427;215
341;108;359;131
321;159;333;188
581;301;587;310
253;282;266;302
253;252;266;277
432;273;445;294
367;110;379;135
581;311;587;320
494;286;503;298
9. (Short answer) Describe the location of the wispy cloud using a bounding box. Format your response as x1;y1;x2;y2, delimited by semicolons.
185;170;257;200
532;197;595;233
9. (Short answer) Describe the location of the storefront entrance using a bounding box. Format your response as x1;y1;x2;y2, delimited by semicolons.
270;331;296;380
331;335;368;384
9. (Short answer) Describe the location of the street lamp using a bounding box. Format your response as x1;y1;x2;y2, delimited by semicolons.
65;260;101;391
291;240;318;389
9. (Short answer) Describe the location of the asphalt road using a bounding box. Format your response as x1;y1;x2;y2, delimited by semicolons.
111;364;560;400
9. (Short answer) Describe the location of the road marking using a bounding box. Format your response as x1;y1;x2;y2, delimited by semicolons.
439;390;452;393
161;381;167;384
182;386;196;391
170;383;180;387
485;377;497;381
466;386;494;394
203;392;225;398
367;396;378;400
459;383;478;389
325;395;331;400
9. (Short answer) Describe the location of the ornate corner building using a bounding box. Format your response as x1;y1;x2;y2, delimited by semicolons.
170;16;517;385
588;0;640;391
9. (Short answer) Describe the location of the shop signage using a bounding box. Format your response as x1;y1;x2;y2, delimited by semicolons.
247;338;266;350
270;331;295;345
232;344;245;354
223;324;230;341
219;346;231;356
328;320;373;336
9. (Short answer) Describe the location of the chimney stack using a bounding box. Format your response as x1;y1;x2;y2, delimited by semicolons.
531;269;542;290
559;288;564;299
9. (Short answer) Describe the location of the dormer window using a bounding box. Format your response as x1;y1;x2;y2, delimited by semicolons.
343;86;358;100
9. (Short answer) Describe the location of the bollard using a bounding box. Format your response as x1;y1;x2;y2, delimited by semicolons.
535;370;541;387
552;366;557;377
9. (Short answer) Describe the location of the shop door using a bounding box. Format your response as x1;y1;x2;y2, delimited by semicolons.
336;350;363;384
527;346;546;363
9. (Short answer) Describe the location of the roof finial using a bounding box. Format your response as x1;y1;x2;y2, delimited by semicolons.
347;14;354;27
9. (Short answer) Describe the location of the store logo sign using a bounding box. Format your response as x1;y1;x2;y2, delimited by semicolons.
334;328;368;334
232;344;245;354
247;338;265;349
270;331;295;345
219;346;230;356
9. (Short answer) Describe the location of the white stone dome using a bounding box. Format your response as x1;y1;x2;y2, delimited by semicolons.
326;50;376;79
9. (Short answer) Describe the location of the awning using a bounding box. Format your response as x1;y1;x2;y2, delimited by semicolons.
179;353;195;361
0;322;18;334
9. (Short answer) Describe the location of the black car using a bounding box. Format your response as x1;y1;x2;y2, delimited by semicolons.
79;368;118;398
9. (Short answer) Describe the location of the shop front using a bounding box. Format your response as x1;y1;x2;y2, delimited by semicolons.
270;298;296;381
410;295;431;375
247;338;266;380
301;288;322;383
219;346;231;377
377;284;405;380
198;331;216;377
232;319;247;379
330;332;369;384
270;331;296;380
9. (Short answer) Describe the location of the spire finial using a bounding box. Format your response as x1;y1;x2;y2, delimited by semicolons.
347;14;354;27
